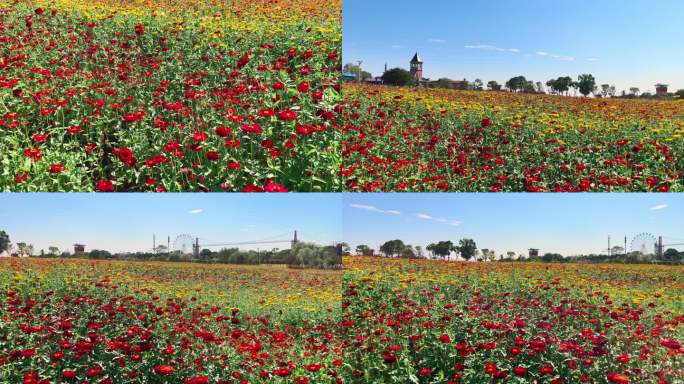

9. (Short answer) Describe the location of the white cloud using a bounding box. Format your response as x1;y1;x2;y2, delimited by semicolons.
349;204;401;215
535;50;575;61
650;204;668;211
465;44;520;53
416;213;462;226
428;38;446;43
391;44;404;49
188;208;203;214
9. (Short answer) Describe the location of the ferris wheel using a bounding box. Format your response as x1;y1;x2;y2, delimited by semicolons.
630;233;656;256
173;234;194;255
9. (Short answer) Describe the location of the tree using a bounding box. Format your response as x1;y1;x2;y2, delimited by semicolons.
576;74;596;97
473;79;483;91
414;245;424;259
429;241;453;260
88;249;111;260
48;246;59;256
382;68;413;86
505;76;527;92
379;239;406;257
400;246;416;259
546;79;557;94
199;248;213;260
547;76;573;95
456;239;477;261
630;87;640;96
535;81;545;94
355;244;372;256
600;84;611;98
0;230;9;255
17;242;33;257
608;85;617;98
663;248;681;261
154;245;168;254
523;81;536;93
675;89;684;99
541;253;564;262
338;242;351;255
506;251;516;260
487;80;501;91
343;63;372;81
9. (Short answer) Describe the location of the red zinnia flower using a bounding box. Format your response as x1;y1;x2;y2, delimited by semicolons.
49;163;64;174
215;126;232;137
24;147;43;161
153;365;174;376
62;370;77;379
273;368;291;377
278;110;298;121
264;181;288;192
297;81;310;93
607;373;629;384
32;133;47;143
15;172;29;183
95;180;114;192
242;124;263;134
192;132;209;142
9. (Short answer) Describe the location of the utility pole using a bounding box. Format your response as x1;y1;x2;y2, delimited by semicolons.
608;235;611;256
624;236;627;256
153;234;156;254
356;60;363;83
167;236;170;254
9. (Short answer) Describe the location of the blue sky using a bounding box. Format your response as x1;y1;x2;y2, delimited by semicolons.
344;0;684;92
0;194;341;254
343;194;684;257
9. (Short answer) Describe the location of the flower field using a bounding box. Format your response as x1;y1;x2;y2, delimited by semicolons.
0;258;342;383
342;256;684;383
0;0;342;192
341;85;684;192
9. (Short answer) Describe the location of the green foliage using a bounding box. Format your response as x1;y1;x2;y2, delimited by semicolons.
577;74;596;96
379;239;406;257
0;231;9;254
457;239;477;260
381;68;413;86
355;244;373;256
426;241;453;259
291;241;340;268
487;80;501;91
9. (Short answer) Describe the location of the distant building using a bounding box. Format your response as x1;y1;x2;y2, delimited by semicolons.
341;71;357;82
528;248;539;258
73;244;86;254
655;83;669;95
410;52;423;82
366;76;383;85
409;52;468;89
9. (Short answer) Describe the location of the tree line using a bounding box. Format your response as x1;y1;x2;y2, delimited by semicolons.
346;63;684;99
0;231;341;269
346;236;684;265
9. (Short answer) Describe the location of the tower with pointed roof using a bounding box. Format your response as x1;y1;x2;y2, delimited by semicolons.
410;52;423;82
